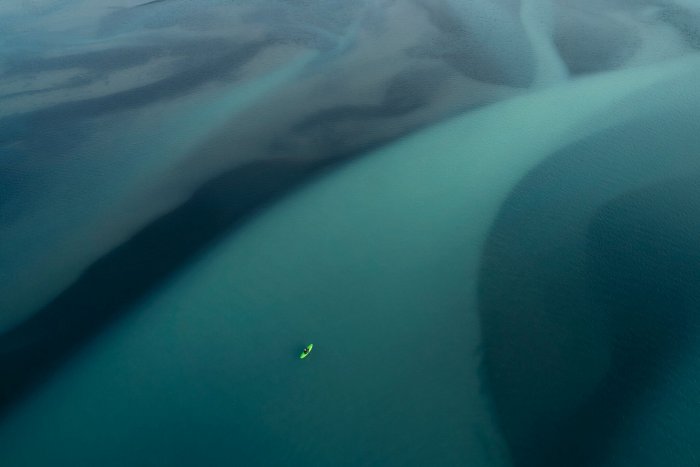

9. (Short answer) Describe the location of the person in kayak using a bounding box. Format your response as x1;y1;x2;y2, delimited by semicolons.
300;344;313;359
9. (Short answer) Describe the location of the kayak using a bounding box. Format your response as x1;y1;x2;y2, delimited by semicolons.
300;344;313;359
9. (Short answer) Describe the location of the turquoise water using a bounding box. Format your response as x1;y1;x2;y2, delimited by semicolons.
3;2;700;466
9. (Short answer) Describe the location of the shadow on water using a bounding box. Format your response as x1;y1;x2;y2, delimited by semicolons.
0;156;337;419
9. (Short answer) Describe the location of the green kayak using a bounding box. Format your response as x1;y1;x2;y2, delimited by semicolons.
300;344;313;359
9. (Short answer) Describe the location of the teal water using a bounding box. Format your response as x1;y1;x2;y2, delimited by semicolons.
4;56;700;465
3;2;700;466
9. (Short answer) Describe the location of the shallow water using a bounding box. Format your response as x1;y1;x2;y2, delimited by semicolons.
2;1;700;466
